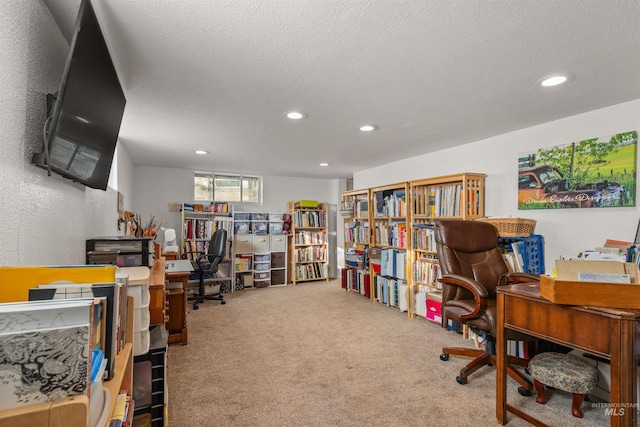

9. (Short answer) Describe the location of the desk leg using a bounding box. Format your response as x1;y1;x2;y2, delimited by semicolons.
609;319;637;427
181;277;188;345
496;293;507;424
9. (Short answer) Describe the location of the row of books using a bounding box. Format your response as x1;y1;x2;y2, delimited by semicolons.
341;199;369;218
341;267;370;297
294;246;326;263
373;222;407;247
374;190;406;217
294;230;326;245
110;389;134;427
412;184;482;217
412;223;436;251
413;256;442;288
293;210;326;227
375;276;407;311
380;249;406;279
294;262;327;281
344;222;369;244
183;202;230;213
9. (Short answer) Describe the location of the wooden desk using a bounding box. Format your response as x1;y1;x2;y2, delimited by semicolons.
496;282;640;427
166;271;190;345
148;258;167;327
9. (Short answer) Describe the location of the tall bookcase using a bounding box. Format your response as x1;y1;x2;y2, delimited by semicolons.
408;172;485;318
370;182;409;311
341;189;371;297
288;201;329;285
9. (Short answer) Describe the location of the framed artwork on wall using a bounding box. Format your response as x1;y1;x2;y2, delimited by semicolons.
518;130;637;210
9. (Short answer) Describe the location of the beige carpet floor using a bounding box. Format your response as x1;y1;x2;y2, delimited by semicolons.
167;279;614;426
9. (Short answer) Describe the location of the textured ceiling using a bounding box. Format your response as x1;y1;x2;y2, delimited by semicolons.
43;0;640;179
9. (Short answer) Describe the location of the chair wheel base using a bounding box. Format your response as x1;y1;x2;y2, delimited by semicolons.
440;354;449;361
456;376;468;385
518;386;532;396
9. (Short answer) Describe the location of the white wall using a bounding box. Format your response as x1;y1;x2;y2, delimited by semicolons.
354;99;640;273
0;2;127;266
131;167;343;276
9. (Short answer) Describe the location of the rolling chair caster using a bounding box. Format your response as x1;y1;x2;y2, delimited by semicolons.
518;386;532;396
440;354;449;361
456;376;468;385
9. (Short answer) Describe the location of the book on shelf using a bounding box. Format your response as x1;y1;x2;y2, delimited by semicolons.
0;298;98;411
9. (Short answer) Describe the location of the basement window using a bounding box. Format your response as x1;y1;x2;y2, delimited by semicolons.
194;172;261;203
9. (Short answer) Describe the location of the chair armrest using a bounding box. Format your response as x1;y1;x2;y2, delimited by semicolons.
499;272;539;285
195;254;209;270
439;273;489;321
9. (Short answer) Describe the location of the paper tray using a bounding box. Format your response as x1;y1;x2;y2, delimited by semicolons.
539;275;640;309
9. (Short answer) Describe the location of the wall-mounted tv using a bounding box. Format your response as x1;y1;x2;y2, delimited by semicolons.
32;0;126;191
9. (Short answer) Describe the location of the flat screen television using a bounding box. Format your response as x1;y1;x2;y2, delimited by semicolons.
32;0;126;191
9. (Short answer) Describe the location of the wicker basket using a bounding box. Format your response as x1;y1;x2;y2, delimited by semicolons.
476;217;536;237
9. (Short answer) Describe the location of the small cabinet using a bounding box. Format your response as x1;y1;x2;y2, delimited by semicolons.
232;228;289;289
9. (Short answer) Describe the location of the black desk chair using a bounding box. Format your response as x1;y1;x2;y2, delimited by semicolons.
189;228;227;309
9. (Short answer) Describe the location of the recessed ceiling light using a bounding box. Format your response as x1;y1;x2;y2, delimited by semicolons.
539;73;573;87
360;124;378;132
285;111;307;119
319;162;329;167
195;150;209;155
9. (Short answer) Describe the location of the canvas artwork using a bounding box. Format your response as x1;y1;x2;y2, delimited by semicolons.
0;324;90;410
518;131;637;210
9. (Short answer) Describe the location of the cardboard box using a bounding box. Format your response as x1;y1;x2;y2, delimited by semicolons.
539;260;640;309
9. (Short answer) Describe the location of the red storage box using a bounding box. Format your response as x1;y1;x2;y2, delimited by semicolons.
426;298;442;325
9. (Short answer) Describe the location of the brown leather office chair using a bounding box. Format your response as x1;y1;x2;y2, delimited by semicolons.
434;219;536;396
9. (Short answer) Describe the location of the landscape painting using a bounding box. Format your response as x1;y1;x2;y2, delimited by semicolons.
518;131;637;209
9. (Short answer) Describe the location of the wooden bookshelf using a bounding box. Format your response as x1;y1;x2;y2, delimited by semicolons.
288;201;329;285
370;182;410;312
340;173;485;320
408;172;485;317
341;189;372;297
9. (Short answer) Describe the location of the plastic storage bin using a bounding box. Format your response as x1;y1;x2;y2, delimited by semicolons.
250;212;268;220
134;328;150;356
234;221;251;235
128;284;150;307
269;213;284;221
254;254;270;262
254;262;270;271
255;279;270;288
234;212;250;221
268;222;284;234
254;271;269;280
251;221;268;234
